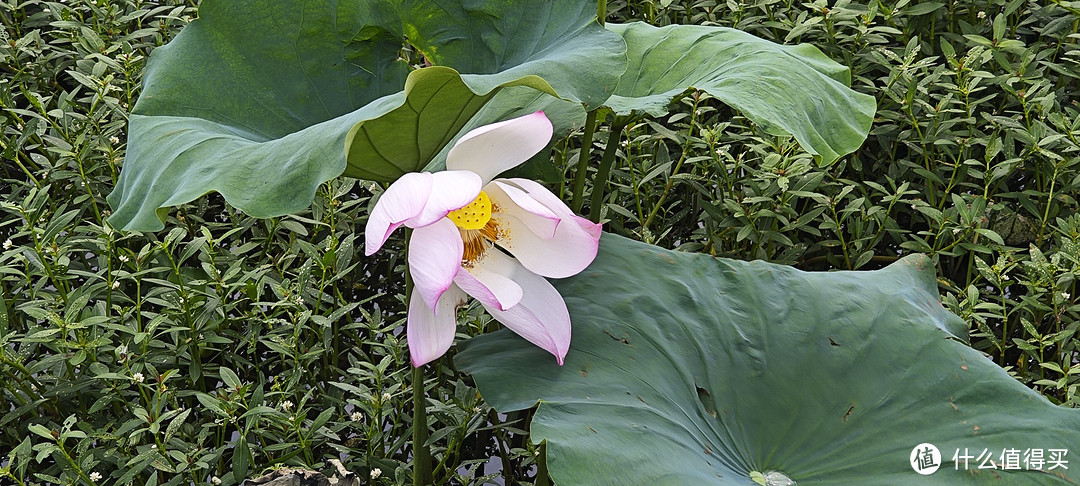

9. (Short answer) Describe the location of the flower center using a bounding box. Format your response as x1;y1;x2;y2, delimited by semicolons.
447;191;492;231
449;192;506;268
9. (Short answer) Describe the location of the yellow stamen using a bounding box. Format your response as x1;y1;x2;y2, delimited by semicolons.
460;218;507;268
447;191;492;230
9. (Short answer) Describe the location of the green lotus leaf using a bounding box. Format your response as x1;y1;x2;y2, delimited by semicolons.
344;68;557;182
106;0;624;231
457;234;1080;485
604;22;876;163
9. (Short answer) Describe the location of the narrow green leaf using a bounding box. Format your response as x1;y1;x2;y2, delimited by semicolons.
218;367;241;390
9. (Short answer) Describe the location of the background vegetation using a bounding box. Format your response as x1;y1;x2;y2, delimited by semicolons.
1;0;1077;484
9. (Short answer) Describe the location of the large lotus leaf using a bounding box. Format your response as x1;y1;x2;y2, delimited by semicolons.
106;0;625;231
343;68;557;181
604;22;876;163
457;234;1080;485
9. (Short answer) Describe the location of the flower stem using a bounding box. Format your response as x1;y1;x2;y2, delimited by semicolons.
412;365;431;485
570;110;598;213
404;227;432;485
588;121;627;223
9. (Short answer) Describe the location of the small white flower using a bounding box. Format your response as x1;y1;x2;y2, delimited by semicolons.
119;255;129;263
977;10;986;19
111;281;120;290
211;477;222;485
109;136;120;145
2;239;11;250
1064;292;1071;300
381;392;391;402
133;372;144;383
89;472;101;482
351;411;363;422
370;468;382;479
281;400;293;411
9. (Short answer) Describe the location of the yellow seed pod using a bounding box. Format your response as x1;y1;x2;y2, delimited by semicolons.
447;191;492;230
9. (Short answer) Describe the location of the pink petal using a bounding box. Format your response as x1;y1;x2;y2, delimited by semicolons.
454;252;524;311
469;254;572;364
445;112;554;185
488;179;601;278
406;170;483;227
364;172;433;256
408;284;468;367
409;218;464;311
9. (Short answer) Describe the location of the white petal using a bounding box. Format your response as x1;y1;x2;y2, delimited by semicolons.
408;284;467;367
473;255;572;365
487;180;559;238
489;179;601;278
364;172;433;255
501;178;602;237
409;218;463;311
445;111;553;185
406;170;483;227
454;252;523;311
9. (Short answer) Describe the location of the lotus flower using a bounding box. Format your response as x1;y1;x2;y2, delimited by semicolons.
365;112;601;367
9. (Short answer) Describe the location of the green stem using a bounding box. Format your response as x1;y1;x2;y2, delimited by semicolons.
570;110;599;213
405;227;431;485
588;122;627;223
642;94;702;230
412;365;430;485
597;0;606;25
1038;163;1059;244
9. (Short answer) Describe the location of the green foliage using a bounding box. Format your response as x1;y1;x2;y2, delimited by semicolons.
571;0;1079;401
605;21;875;163
1;0;1078;485
459;234;1080;485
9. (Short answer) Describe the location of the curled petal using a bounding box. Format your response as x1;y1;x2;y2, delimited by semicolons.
446;112;554;185
454;251;524;311
502;178;602;239
407;170;483;228
408;284;467;367
471;254;572;364
487;180;559;239
489;179;601;278
409;218;464;311
364;172;433;255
